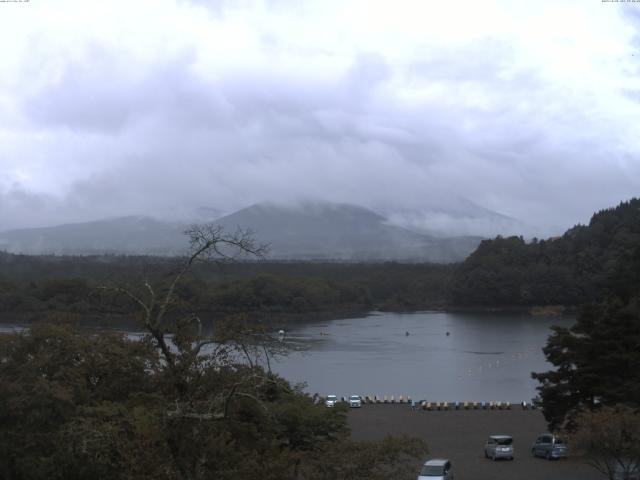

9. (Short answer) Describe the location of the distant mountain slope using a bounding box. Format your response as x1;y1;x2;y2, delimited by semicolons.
211;202;482;262
450;198;640;306
0;216;187;255
0;202;483;262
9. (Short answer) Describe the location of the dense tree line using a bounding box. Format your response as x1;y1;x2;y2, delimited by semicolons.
451;198;640;306
0;256;454;324
528;202;640;476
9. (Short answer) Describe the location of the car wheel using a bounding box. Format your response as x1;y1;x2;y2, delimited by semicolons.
546;451;551;460
492;453;497;461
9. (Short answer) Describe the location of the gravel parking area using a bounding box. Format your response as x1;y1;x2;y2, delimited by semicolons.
348;404;603;480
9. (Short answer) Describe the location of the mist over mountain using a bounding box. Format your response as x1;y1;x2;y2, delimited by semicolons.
0;202;483;262
0;217;187;256
379;196;530;238
212;202;482;261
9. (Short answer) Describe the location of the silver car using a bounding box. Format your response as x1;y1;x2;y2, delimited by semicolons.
531;434;568;460
325;394;338;407
348;395;362;408
417;458;454;480
484;435;514;461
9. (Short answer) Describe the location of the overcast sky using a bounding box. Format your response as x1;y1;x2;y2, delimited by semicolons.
0;0;639;235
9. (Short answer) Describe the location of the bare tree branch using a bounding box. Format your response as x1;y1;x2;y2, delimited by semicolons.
98;224;268;370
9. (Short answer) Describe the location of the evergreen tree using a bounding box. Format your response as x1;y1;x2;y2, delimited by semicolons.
532;296;640;430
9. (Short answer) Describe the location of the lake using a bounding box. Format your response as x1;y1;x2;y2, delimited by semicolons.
0;310;571;403
270;310;572;403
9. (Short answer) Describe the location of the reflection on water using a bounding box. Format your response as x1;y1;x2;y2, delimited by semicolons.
271;311;573;402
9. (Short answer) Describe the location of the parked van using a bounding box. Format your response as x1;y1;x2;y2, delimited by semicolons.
531;434;568;460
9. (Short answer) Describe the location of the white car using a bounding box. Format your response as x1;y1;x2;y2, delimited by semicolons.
418;458;454;480
348;395;362;408
325;394;338;407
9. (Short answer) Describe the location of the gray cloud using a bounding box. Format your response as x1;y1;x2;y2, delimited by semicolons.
23;45;225;133
1;1;639;238
0;188;62;230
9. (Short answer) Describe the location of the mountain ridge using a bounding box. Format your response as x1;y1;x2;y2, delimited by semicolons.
0;201;483;262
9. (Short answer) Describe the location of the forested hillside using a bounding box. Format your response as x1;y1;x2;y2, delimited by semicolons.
1;198;639;323
451;198;640;306
530;201;640;431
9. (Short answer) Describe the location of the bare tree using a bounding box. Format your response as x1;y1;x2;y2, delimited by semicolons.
569;405;640;480
101;224;267;365
97;225;304;478
98;225;292;410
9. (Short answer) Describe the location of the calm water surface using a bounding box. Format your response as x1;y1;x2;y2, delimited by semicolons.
0;311;571;403
271;311;572;403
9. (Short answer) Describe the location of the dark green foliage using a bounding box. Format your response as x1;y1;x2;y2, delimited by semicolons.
0;322;427;479
452;198;640;306
532;296;640;430
0;322;164;479
0;258;454;324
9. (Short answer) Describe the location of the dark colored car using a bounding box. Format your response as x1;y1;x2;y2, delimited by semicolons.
417;458;454;480
531;434;568;460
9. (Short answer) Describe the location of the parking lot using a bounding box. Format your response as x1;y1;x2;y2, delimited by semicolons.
348;404;603;480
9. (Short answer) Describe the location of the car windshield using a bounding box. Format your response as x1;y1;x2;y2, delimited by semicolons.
554;438;564;444
327;396;337;400
496;438;513;445
350;396;360;401
420;465;445;476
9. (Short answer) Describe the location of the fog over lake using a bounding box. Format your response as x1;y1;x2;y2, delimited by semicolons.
271;311;572;403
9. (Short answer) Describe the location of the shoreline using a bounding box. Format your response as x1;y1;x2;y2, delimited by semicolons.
0;303;577;327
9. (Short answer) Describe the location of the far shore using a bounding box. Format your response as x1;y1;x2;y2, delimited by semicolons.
0;304;577;330
427;304;577;316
